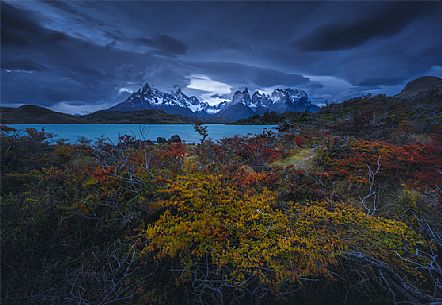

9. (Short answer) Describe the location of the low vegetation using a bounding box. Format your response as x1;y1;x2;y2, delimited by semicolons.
1;78;441;304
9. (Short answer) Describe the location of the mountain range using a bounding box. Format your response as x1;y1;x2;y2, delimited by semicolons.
2;76;440;125
106;83;319;121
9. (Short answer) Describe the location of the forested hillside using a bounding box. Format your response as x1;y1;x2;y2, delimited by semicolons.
0;106;196;124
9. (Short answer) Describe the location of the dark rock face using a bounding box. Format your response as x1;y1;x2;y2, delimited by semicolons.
156;137;167;144
169;135;181;143
215;103;255;122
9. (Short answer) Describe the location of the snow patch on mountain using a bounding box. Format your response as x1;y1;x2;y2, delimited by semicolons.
106;82;319;119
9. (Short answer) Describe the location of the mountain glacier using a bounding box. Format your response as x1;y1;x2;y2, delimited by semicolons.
107;82;319;121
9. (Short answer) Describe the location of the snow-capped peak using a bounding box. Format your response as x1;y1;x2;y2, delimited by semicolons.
106;82;318;118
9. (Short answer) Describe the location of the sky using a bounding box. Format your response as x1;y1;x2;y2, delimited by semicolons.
1;1;442;114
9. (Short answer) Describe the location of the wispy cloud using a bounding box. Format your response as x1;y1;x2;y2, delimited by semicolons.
186;74;232;105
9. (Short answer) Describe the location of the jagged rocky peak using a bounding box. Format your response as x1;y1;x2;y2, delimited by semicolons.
225;86;315;114
285;88;308;101
139;82;152;95
249;91;268;109
252;88;308;105
252;90;264;98
270;88;285;100
171;84;182;95
106;81;319;119
232;87;251;105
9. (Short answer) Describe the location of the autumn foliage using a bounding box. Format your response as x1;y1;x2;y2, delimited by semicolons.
1;120;441;305
326;139;442;191
145;172;426;292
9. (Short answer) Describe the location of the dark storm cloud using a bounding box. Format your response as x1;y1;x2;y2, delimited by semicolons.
1;2;162;107
295;2;438;51
356;77;405;87
137;34;188;56
1;2;43;46
1;57;47;71
40;0;87;19
1;1;441;113
1;3;70;47
192;62;310;88
2;72;84;105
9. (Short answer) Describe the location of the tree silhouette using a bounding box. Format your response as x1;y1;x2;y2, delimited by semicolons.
193;121;208;143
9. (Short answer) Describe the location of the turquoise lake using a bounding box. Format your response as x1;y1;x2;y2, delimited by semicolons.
8;124;278;143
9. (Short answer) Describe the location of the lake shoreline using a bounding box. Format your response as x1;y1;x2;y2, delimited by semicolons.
2;122;274;125
5;123;278;144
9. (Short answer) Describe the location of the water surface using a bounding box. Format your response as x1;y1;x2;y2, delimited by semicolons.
9;124;277;143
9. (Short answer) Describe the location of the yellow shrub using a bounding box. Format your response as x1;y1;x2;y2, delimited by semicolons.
144;173;426;290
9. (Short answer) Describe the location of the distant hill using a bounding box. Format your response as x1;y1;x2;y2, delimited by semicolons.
396;76;442;100
0;105;84;124
83;109;195;124
234;76;442;141
0;105;196;124
233;111;314;125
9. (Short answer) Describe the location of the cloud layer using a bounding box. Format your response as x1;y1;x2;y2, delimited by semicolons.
1;1;441;113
